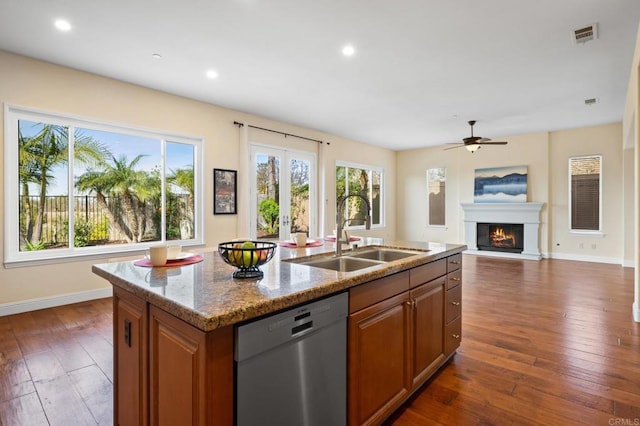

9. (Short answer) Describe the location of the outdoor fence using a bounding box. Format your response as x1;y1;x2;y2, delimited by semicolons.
19;194;191;247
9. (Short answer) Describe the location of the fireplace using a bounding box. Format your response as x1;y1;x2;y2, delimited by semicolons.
477;223;524;253
460;202;544;260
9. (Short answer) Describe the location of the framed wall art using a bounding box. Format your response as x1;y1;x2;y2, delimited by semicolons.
474;165;528;203
213;168;237;214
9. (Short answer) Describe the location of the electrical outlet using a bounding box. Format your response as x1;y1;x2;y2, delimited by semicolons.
579;243;584;249
592;243;597;249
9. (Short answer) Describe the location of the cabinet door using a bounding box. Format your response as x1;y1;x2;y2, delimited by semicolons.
149;306;207;426
348;292;411;426
410;278;445;386
113;288;148;426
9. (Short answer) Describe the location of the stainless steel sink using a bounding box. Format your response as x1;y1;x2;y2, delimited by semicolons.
348;248;424;262
293;256;384;272
285;247;426;272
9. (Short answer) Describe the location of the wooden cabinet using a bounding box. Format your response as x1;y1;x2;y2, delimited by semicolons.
410;277;445;386
348;254;462;426
149;306;208;425
445;255;462;357
112;289;233;426
114;287;148;426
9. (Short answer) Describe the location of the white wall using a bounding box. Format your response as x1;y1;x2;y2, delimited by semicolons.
0;51;396;310
397;123;627;264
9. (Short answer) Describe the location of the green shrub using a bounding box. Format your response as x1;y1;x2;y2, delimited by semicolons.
259;199;279;234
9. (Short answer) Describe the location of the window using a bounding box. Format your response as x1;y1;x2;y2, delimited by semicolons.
336;162;383;228
4;105;203;265
427;167;446;226
569;155;601;232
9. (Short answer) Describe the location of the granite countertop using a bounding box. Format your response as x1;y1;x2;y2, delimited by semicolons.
92;239;466;331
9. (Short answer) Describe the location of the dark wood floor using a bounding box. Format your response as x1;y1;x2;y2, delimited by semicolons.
1;256;638;425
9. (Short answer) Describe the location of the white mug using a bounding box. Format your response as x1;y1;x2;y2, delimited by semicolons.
148;245;168;266
167;244;182;259
292;232;307;247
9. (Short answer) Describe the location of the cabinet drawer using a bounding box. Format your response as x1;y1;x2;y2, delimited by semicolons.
409;259;446;288
447;254;462;273
445;284;462;324
444;317;462;356
446;269;462;290
349;271;410;313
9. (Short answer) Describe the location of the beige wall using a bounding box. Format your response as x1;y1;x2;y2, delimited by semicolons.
397;123;627;264
0;51;396;307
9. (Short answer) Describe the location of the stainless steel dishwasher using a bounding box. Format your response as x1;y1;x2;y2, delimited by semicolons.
235;292;348;426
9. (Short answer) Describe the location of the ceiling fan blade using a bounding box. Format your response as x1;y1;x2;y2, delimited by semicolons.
479;141;508;145
463;136;482;143
443;144;466;150
479;137;491;142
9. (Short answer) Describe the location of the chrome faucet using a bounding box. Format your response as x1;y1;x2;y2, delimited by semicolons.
335;194;371;256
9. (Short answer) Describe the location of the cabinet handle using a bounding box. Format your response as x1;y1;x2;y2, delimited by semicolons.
124;319;131;347
406;300;416;309
452;334;460;340
450;277;461;281
450;260;460;265
451;301;460;306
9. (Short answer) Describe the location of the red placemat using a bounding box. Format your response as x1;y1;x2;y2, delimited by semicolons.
134;254;204;267
280;239;323;248
323;236;361;242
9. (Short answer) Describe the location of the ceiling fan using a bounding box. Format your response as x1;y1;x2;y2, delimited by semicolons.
444;120;508;153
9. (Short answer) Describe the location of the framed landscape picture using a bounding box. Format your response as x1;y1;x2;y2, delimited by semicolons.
213;169;237;214
474;165;527;203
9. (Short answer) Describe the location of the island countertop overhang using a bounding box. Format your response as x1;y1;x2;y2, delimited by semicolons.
92;240;466;331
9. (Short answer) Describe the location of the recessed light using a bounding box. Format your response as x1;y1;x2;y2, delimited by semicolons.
54;19;72;32
152;53;162;60
206;70;218;79
342;44;355;57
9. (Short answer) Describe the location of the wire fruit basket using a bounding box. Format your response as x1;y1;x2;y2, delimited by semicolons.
218;241;277;279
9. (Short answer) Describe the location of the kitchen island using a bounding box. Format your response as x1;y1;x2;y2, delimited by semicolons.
93;240;466;425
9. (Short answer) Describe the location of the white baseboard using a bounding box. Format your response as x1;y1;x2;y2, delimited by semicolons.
546;252;623;265
0;287;113;316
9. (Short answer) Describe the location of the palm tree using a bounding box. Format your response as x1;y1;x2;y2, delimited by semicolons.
167;167;195;239
75;154;159;243
18;123;108;246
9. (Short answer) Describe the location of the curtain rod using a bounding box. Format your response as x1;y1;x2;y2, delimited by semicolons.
233;121;328;145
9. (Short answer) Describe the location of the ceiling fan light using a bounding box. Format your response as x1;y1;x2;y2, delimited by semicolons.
466;144;481;153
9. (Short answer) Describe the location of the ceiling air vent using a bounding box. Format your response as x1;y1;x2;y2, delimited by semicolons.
572;24;598;44
584;97;599;106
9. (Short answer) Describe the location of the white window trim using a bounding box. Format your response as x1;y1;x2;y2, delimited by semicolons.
336;160;385;230
568;154;603;234
4;103;205;267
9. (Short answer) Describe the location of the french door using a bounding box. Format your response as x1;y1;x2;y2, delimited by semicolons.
249;145;316;241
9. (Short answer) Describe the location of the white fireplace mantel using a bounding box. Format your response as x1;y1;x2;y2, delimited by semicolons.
461;202;544;260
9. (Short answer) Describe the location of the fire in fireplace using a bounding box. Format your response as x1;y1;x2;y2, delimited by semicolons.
477;223;524;253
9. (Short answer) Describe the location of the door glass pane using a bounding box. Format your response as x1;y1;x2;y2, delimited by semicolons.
166;141;195;240
290;158;310;234
255;154;280;239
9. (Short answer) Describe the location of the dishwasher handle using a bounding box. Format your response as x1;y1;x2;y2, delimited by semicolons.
291;320;313;337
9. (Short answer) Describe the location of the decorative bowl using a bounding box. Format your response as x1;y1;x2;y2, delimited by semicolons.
218;241;277;279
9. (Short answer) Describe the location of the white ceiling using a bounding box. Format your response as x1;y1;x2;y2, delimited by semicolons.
1;1;640;150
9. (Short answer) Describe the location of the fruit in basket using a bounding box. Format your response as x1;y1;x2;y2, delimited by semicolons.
229;243;243;265
242;241;256;267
